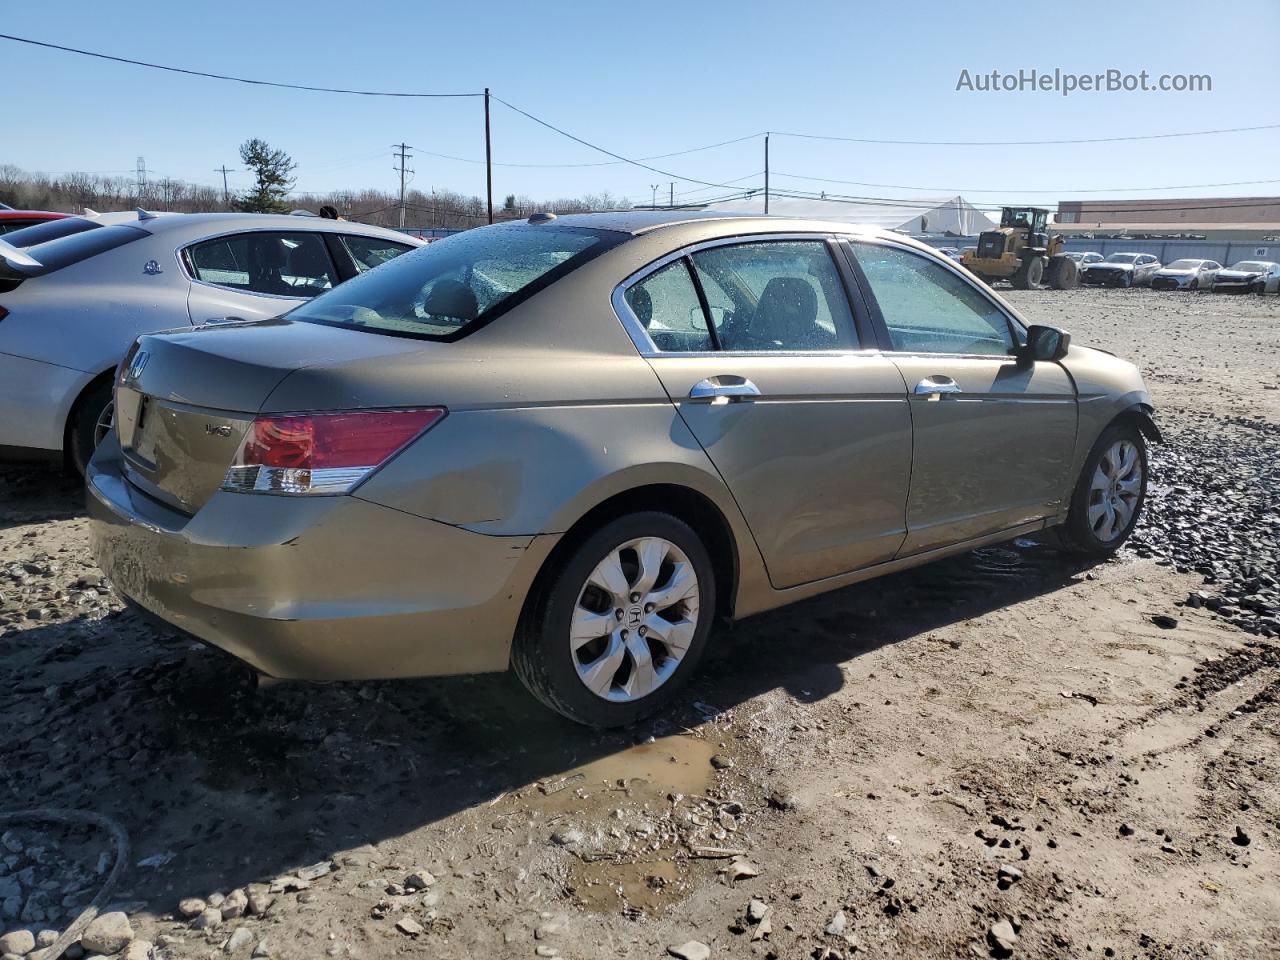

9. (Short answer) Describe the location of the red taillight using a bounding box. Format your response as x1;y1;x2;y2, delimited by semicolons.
0;306;8;323
224;408;445;495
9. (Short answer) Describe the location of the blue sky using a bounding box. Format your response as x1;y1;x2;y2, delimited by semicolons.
4;0;1279;210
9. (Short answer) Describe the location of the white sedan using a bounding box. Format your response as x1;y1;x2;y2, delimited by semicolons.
1150;258;1221;291
0;210;421;470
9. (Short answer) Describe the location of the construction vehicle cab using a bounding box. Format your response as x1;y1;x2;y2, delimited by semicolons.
962;206;1078;290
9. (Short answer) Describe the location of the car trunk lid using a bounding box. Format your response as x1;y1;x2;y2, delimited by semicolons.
116;318;443;514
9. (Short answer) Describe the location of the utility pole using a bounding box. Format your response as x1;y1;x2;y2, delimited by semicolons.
763;133;770;215
392;143;414;229
135;157;148;203
650;184;659;209
484;88;494;225
214;165;234;208
669;182;674;208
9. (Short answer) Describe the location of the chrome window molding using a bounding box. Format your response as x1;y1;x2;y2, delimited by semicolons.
611;232;863;359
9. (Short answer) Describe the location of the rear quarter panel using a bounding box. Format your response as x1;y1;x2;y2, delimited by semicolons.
1;240;193;376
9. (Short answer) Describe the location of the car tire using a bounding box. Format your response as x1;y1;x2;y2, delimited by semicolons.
1190;279;1199;291
70;381;114;475
1058;421;1148;557
512;511;717;728
1121;273;1133;288
1012;256;1044;290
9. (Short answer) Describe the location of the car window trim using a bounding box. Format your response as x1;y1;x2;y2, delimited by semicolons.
181;227;344;300
840;236;1028;359
612;232;866;357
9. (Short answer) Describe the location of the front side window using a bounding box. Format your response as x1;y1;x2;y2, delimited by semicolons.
688;241;853;351
289;224;623;340
624;260;712;352
188;232;336;296
850;242;1016;356
339;234;415;273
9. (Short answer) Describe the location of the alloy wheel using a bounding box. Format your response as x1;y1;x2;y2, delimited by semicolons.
1087;439;1142;542
570;537;700;702
93;400;115;448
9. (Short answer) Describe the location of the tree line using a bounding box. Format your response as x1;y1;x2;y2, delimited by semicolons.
1;139;633;232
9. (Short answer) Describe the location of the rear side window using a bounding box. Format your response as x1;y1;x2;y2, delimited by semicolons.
850;242;1016;356
338;234;415;273
187;232;336;297
289;223;623;341
624;261;712;352
0;217;100;247
19;225;148;274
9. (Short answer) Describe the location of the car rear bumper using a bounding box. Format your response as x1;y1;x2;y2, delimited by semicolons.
86;434;557;680
0;352;89;452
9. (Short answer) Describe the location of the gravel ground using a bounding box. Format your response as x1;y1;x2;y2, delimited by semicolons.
0;288;1277;960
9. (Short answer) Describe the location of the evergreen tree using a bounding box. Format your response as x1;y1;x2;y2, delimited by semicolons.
234;139;296;213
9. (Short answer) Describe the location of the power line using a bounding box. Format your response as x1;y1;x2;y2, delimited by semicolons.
756;188;1280;216
768;123;1280;147
0;32;482;97
491;95;750;189
417;133;765;169
770;171;1280;195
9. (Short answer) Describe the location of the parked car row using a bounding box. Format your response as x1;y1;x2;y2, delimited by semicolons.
1072;251;1280;293
0;209;421;469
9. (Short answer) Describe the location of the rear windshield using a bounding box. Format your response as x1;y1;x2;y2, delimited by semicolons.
21;224;149;274
0;217;100;248
288;223;625;341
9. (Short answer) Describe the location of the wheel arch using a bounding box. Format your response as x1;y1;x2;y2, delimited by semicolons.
62;366;116;464
517;482;742;654
1112;402;1162;444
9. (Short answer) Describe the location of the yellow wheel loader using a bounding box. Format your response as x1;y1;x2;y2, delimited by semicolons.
960;207;1078;290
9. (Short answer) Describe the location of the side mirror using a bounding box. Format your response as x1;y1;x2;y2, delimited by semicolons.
1020;324;1071;364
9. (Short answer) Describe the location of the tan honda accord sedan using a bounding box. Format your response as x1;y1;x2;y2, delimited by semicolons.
88;211;1159;727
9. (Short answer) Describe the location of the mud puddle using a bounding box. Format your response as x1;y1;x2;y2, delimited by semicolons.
527;732;720;813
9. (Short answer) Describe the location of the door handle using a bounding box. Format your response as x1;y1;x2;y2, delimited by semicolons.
914;375;962;398
688;375;761;404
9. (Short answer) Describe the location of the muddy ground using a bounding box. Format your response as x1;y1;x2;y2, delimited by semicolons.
1;288;1277;960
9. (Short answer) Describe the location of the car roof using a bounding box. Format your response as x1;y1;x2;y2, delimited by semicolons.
502;210;922;245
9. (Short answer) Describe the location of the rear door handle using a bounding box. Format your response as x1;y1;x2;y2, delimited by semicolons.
688;375;761;404
914;375;962;398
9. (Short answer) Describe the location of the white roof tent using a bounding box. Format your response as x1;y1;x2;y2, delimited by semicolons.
699;194;996;236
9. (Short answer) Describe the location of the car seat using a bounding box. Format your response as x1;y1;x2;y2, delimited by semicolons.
745;276;828;349
247;236;292;295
